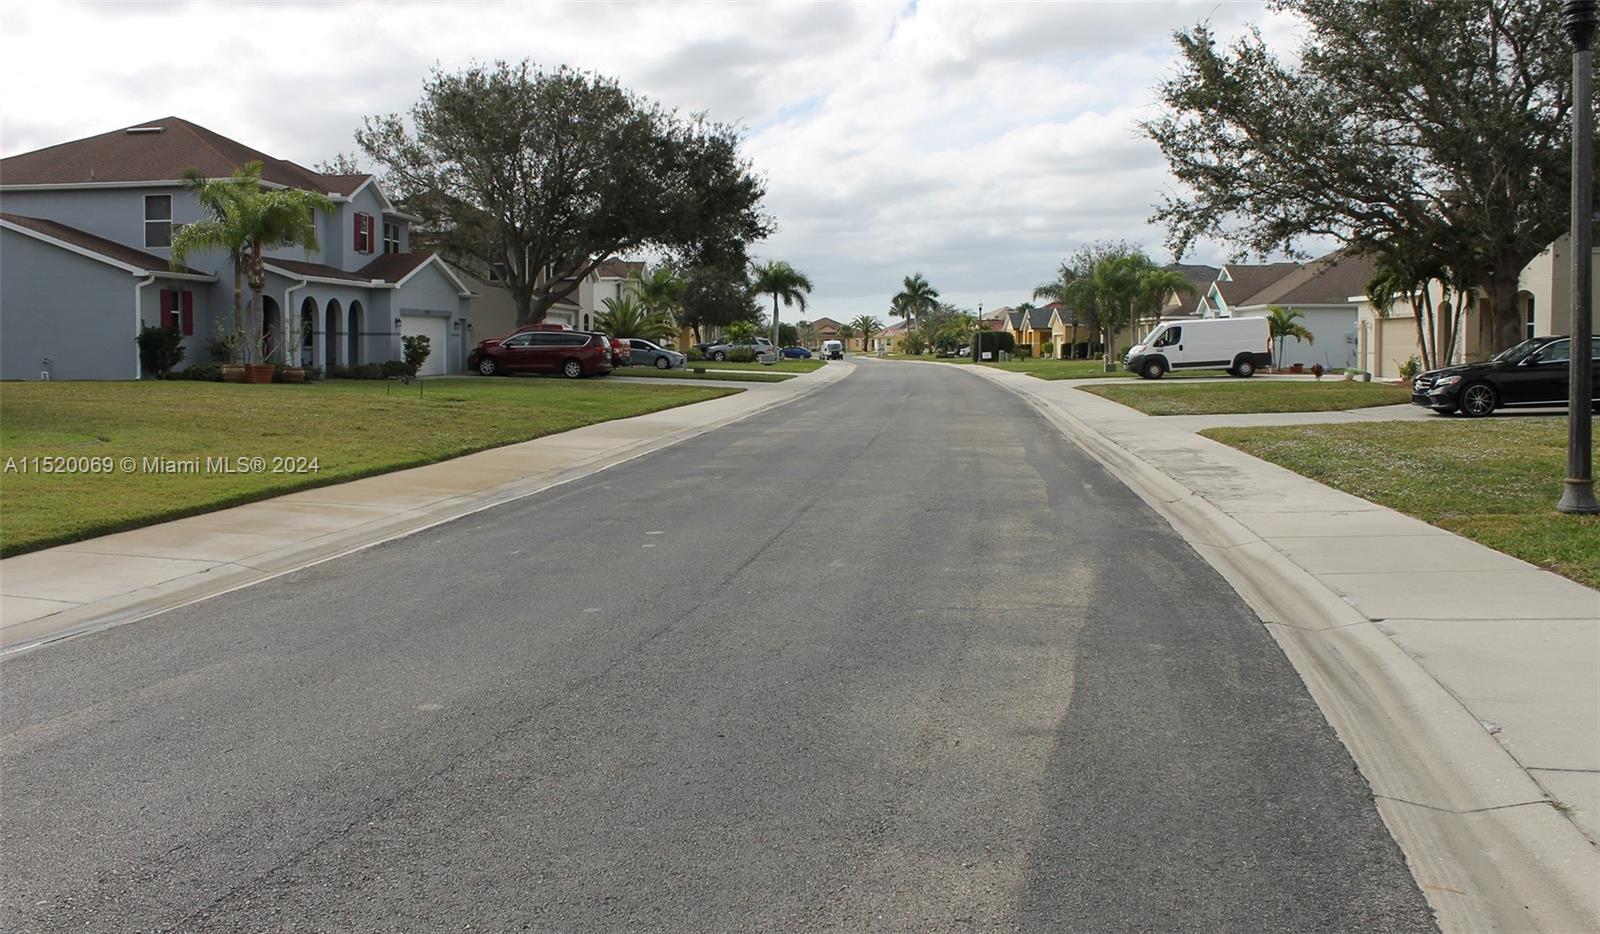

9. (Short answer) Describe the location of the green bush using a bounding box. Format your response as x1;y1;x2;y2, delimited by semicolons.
172;362;224;381
1041;341;1055;357
685;347;706;361
328;361;412;380
726;348;759;363
403;334;432;377
136;325;186;379
1015;345;1033;359
974;331;1016;359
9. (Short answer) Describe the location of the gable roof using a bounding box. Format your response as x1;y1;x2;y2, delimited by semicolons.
0;117;376;201
264;252;471;296
1237;250;1377;307
594;258;645;279
807;316;843;330
1211;262;1301;307
1161;263;1221;314
1;212;212;278
1006;311;1025;330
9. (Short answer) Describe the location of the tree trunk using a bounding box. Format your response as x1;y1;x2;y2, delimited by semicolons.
1485;256;1528;355
513;286;536;326
232;255;245;361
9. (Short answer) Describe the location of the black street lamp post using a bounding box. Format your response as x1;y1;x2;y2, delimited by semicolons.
1558;0;1599;514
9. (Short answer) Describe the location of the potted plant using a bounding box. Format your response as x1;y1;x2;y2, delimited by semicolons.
1290;362;1304;373
214;324;248;382
1397;354;1421;387
279;312;309;383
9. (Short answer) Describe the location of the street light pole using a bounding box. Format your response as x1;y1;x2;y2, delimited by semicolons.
974;302;983;362
1558;0;1599;514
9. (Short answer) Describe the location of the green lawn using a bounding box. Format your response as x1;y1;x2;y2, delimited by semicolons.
0;378;737;557
1202;420;1600;589
618;368;794;383
1082;380;1411;415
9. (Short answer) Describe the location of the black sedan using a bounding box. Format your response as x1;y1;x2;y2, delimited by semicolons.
1412;335;1599;417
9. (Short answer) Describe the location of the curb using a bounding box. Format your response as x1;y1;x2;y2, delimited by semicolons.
1;363;854;658
959;362;1600;934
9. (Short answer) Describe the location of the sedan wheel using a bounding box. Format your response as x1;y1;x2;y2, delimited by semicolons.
712;351;727;361
477;358;498;376
655;356;671;370
563;359;584;379
1459;382;1497;417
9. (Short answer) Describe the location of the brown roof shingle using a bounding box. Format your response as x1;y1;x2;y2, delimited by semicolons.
1243;250;1377;306
1213;263;1301;307
0;117;366;197
2;212;205;275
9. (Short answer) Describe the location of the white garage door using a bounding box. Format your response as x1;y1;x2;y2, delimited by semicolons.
401;314;450;376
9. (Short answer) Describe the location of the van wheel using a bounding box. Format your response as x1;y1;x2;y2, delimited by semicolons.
655;356;670;370
562;359;584;379
1233;356;1256;378
1459;382;1497;417
477;358;498;376
1142;358;1166;380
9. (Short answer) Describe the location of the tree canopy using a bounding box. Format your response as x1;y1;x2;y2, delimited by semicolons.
1144;0;1588;351
358;60;772;325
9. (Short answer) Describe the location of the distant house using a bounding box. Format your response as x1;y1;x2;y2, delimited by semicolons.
807;316;843;347
0;116;473;379
1194;252;1374;370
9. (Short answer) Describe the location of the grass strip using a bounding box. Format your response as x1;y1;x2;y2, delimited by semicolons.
0;378;737;556
1202;419;1599;588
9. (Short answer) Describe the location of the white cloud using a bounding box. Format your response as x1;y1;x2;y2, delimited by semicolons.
0;0;1303;320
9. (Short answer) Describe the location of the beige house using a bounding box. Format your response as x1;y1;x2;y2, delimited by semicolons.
1356;234;1600;378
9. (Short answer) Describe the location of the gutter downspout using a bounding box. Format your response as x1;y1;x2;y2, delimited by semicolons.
285;279;309;366
133;274;156;379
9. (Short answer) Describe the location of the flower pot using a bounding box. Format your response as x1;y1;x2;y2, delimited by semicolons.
221;364;247;383
1290;363;1304;374
245;363;276;384
281;367;306;384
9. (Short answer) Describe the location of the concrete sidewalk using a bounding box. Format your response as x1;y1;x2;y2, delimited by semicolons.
948;361;1600;933
0;363;852;655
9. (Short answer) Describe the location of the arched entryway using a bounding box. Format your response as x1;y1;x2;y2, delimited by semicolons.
299;297;317;366
260;296;280;363
324;299;343;369
348;301;364;365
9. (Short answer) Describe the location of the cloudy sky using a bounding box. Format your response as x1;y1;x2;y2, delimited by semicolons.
0;0;1302;321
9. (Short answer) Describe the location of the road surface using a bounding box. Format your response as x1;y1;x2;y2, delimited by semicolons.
1;360;1435;931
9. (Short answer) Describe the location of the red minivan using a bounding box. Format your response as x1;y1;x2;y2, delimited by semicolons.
468;330;614;378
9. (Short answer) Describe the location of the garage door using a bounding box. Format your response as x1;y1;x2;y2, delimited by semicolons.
401;314;450;376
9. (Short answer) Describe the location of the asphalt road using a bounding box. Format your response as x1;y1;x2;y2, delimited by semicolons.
0;359;1436;932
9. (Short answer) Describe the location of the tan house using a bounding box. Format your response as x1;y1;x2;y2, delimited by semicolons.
1357;234;1600;378
1193;252;1374;370
807;316;843;347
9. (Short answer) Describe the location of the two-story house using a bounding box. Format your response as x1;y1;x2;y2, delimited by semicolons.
0;116;472;379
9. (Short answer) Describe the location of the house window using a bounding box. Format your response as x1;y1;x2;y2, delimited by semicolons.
1526;296;1536;340
383;221;400;254
145;195;173;248
488;262;508;282
354;212;374;253
160;288;194;336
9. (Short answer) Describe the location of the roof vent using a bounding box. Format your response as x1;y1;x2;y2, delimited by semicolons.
125;126;164;134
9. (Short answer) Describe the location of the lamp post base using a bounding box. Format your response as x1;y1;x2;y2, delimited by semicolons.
1556;478;1600;514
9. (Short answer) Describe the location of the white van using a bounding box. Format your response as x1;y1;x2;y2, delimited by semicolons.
822;339;844;360
1123;317;1272;379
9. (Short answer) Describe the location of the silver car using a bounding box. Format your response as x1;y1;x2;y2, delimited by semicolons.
627;338;687;370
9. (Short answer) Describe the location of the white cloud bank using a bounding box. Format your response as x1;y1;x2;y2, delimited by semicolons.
0;0;1305;320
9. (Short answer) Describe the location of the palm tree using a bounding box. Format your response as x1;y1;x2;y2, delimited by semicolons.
1035;266;1092;362
892;273;939;340
1267;305;1315;368
170;161;331;364
632;265;686;339
177;167;253;358
596;295;676;343
838;323;857;349
750;260;813;351
1132;264;1198;339
849;314;883;352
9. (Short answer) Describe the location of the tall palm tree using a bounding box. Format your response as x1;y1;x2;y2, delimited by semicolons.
892;273;939;339
750;260;813;351
849;314;883;352
838;323;857;349
1132;265;1198;339
177;167;253;358
170;161;331;364
596;295;677;343
1035;266;1091;361
632;265;687;338
1267;305;1315;368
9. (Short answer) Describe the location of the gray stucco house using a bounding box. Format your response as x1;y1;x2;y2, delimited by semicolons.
0;116;473;380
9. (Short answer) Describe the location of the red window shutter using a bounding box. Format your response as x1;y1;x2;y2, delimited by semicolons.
160;288;174;330
180;291;194;336
354;213;364;252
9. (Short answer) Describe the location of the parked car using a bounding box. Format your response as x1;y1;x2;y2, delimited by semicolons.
607;336;631;367
1411;335;1600;417
781;346;812;359
702;336;774;361
822;339;844;360
1123;316;1271;379
628;338;687;370
468;330;614;379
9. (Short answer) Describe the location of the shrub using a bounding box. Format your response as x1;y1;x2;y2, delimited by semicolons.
136;324;186;379
727;348;758;363
172;362;224;381
1014;344;1033;359
974;331;1015;359
403;334;432;377
1041;341;1055;357
686;347;706;361
1398;355;1422;381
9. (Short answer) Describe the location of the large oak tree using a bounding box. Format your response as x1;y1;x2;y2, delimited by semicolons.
358;61;772;325
1145;0;1591;352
